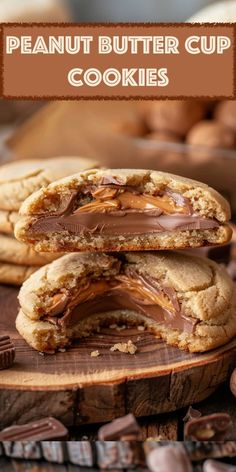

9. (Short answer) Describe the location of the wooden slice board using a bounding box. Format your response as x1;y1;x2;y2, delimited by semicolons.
0;284;236;429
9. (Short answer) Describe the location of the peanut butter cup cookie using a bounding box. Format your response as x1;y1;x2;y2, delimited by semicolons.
16;251;236;353
15;169;231;253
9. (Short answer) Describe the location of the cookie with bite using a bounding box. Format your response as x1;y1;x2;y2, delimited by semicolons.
16;251;236;353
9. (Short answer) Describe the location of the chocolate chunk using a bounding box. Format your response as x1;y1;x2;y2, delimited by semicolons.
226;260;236;281
183;406;202;423
100;176;125;185
41;441;66;463
98;413;142;441
184;413;232;441
67;441;94;466
96;441;139;469
203;460;236;472
165;187;193;214
0;417;68;441
147;444;193;472
0;335;15;370
230;368;236;397
185;441;236;461
3;441;42;459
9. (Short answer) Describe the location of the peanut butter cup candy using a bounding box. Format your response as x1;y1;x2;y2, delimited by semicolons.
16;251;236;353
15;169;232;253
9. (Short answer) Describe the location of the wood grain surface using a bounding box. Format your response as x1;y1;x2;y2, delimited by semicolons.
0;284;236;429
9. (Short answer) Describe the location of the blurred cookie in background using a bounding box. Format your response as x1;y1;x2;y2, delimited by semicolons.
186;120;236;161
215;101;236;133
144;100;207;137
146;130;183;143
0;0;71;22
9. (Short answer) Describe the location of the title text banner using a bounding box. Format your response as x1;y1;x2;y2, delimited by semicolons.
1;23;235;99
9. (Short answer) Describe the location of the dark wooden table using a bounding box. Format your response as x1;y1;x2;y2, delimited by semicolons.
66;381;236;440
0;278;236;440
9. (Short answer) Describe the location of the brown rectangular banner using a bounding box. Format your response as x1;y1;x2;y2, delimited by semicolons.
1;23;235;99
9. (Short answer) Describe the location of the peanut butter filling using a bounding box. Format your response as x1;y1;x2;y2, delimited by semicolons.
75;186;191;215
45;270;198;334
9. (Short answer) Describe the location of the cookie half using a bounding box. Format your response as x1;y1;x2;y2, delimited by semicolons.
16;251;236;353
0;156;97;211
15;169;232;252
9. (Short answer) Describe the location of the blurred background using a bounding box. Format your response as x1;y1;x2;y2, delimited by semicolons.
0;0;236;22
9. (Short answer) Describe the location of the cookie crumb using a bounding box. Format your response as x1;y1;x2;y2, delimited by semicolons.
146;435;164;441
137;325;145;331
91;350;100;357
116;324;127;331
110;340;137;355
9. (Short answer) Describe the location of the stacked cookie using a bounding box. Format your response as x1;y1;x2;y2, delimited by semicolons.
15;168;235;353
0;156;96;285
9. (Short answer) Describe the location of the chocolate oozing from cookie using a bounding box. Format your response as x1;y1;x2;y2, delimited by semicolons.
27;179;219;238
44;266;199;335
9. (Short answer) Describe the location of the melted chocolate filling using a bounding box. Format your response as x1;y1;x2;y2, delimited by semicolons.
30;212;219;236
45;270;199;334
28;183;219;237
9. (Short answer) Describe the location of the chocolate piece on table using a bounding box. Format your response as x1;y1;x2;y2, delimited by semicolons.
203;459;236;472
41;441;66;464
185;441;236;461
230;369;236;397
226;260;236;281
0;417;68;441
0;335;15;369
66;441;94;466
3;441;42;459
184;413;232;441
183;406;202;423
98;413;142;440
147;444;193;472
96;441;139;469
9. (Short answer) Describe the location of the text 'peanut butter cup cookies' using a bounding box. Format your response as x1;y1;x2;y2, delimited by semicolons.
16;251;236;353
15;169;232;253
